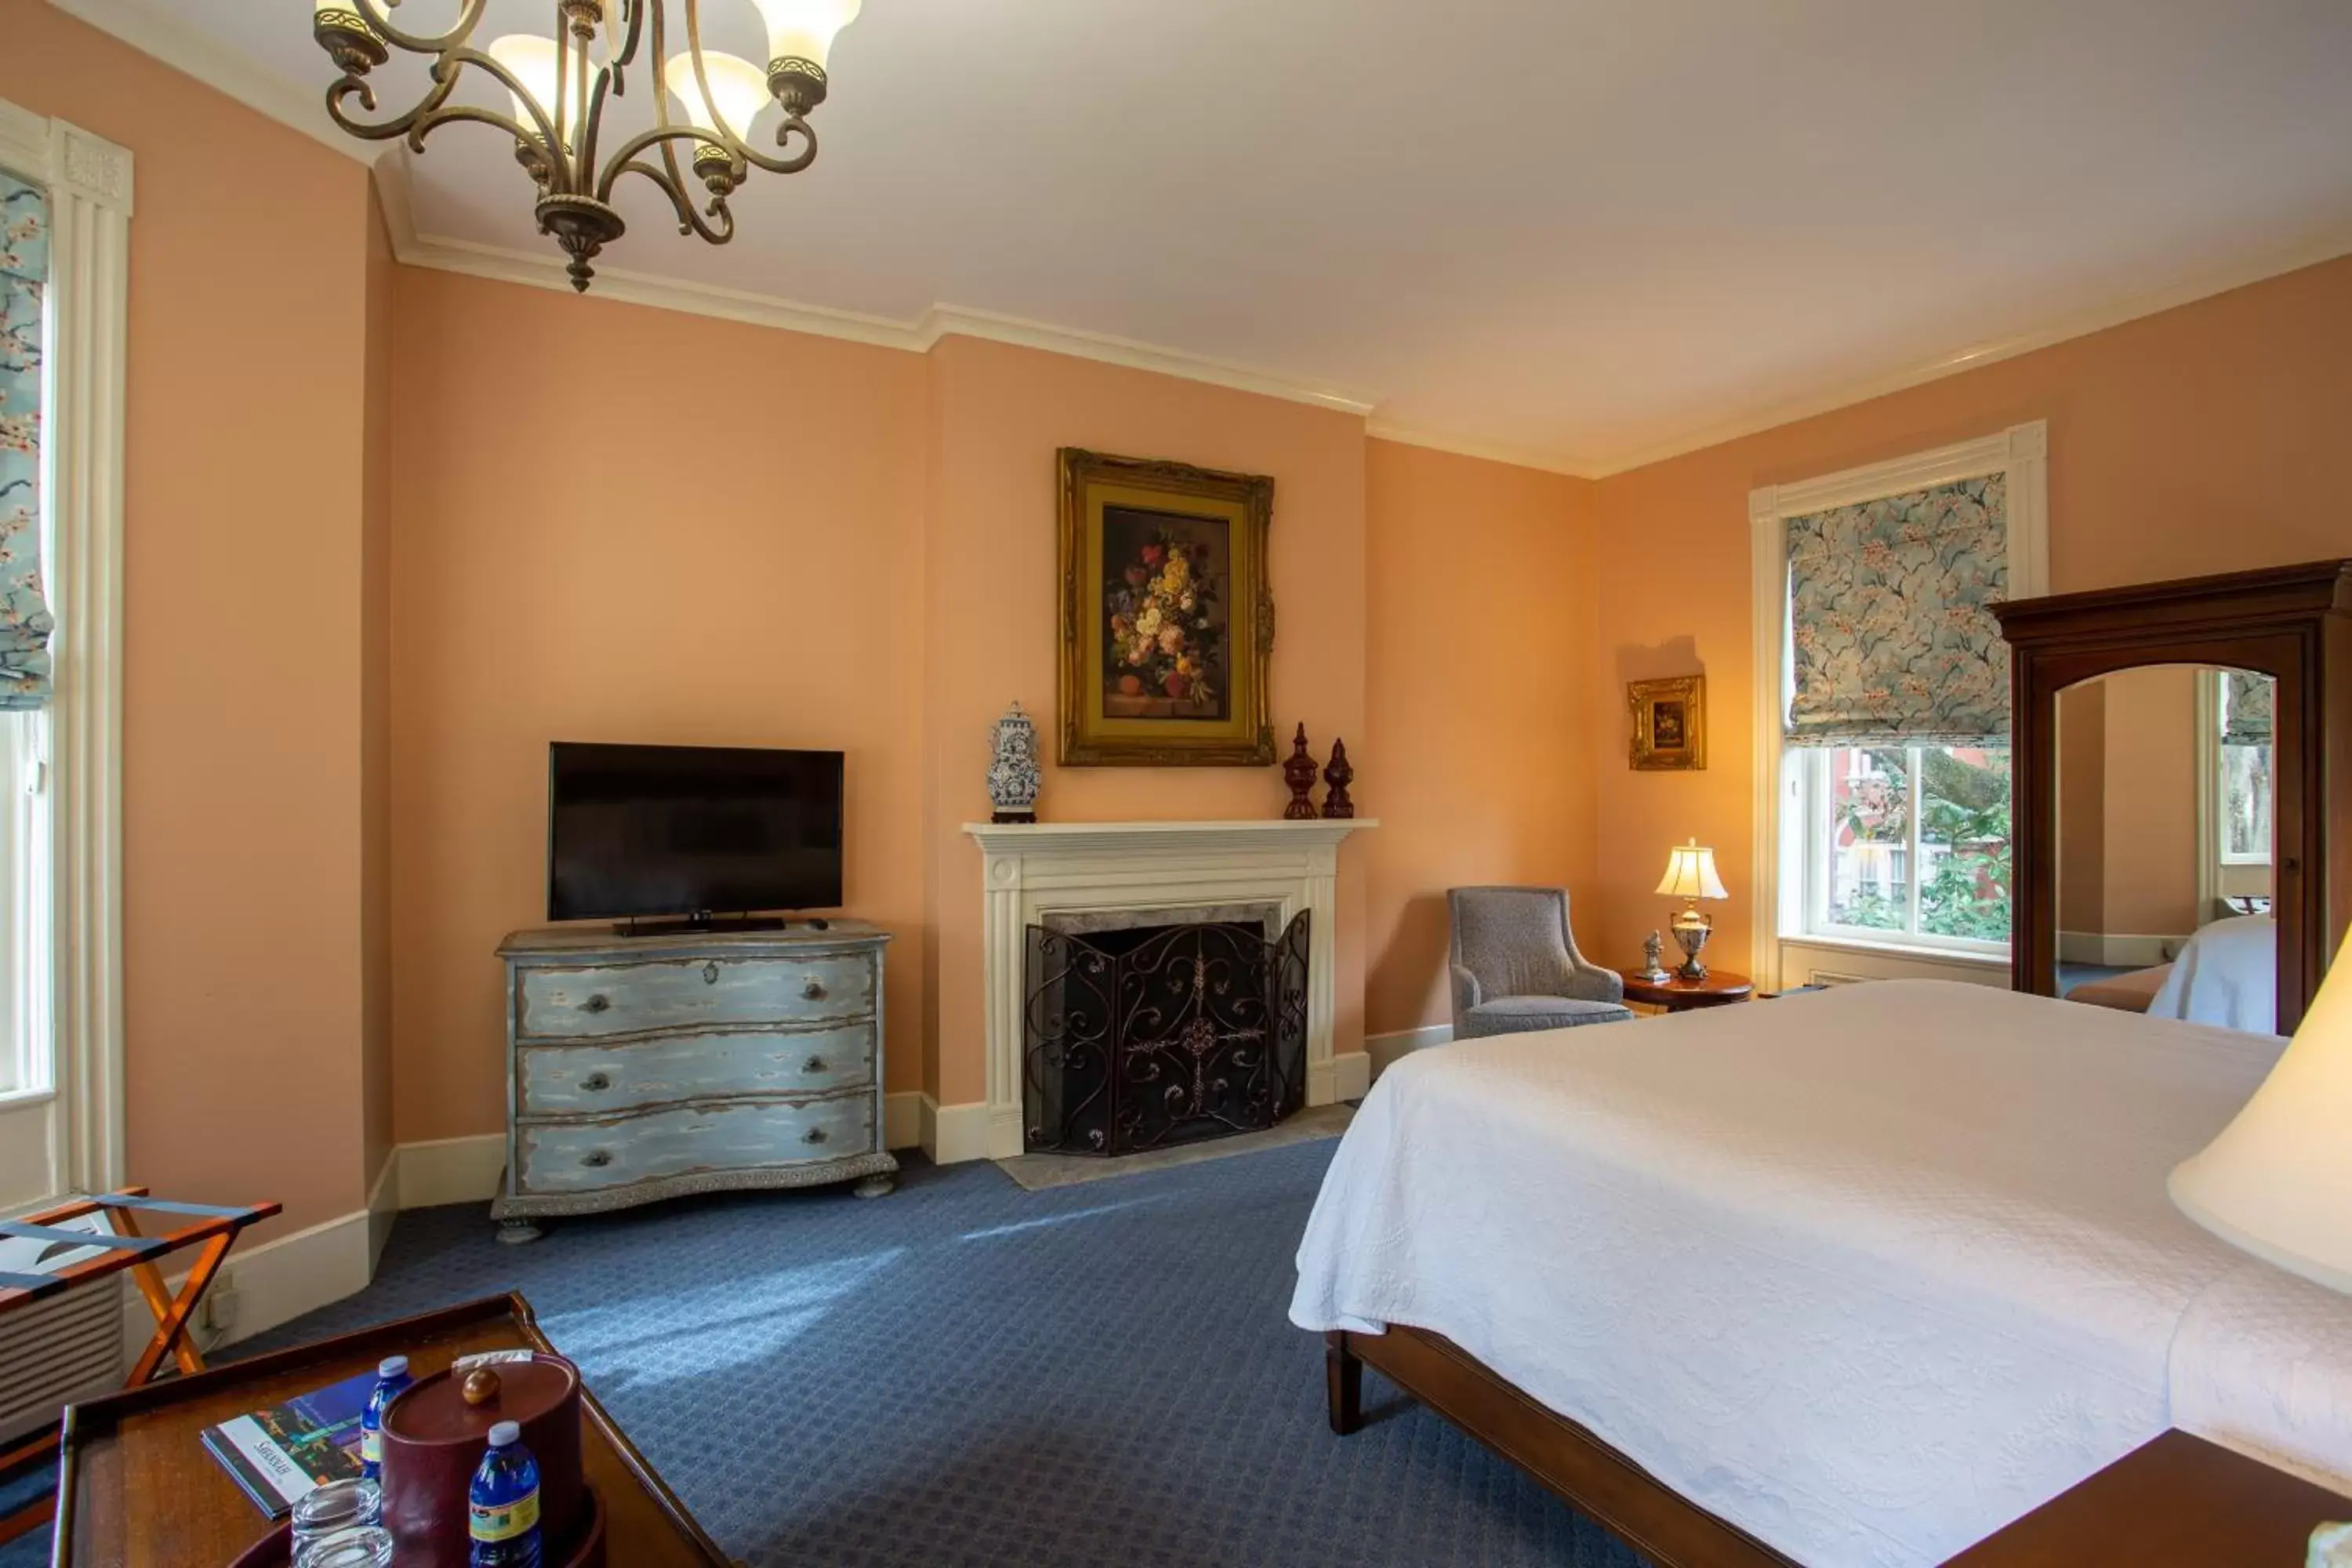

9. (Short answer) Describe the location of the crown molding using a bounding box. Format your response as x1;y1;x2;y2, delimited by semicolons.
1363;420;1592;478
46;0;370;165
1582;220;2352;478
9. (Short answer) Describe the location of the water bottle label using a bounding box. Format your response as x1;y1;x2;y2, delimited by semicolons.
359;1428;380;1466
470;1486;540;1542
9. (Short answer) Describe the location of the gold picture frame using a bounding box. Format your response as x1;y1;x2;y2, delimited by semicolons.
1058;448;1276;766
1628;675;1706;771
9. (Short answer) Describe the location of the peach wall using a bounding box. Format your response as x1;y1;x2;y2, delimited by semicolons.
922;336;1368;1108
1362;439;1599;1035
2056;682;2105;933
387;267;931;1143
1589;253;2352;973
361;185;395;1191
2097;666;2201;938
0;3;381;1240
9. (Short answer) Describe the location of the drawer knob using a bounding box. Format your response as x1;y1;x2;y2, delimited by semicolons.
581;1072;612;1093
802;979;826;1000
702;961;720;985
583;994;610;1014
803;1054;827;1073
804;1127;829;1145
582;1149;612;1168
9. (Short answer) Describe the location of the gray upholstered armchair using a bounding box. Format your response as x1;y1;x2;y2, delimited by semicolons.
1448;886;1633;1039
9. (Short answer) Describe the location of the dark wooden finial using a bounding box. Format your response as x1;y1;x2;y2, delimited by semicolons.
1321;738;1355;819
461;1367;503;1407
1283;723;1319;820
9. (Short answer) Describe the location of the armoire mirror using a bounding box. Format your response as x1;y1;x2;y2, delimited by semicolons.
2053;662;2276;1029
1991;561;2351;1033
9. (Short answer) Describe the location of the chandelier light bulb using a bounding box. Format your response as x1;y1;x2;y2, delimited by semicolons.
666;50;773;141
750;0;863;71
487;33;584;149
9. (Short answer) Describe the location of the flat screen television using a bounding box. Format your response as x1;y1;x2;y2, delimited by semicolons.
547;742;844;926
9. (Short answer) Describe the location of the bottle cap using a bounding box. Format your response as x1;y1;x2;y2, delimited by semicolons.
377;1355;408;1377
488;1420;521;1447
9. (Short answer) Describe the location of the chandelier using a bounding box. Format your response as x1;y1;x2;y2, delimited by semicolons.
311;0;861;291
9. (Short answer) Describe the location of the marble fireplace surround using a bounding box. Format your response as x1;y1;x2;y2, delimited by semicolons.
963;819;1377;1162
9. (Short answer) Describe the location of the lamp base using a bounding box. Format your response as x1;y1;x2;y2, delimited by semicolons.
1669;906;1711;982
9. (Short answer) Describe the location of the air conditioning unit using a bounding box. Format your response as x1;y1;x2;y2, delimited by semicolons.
1805;969;1870;987
0;1273;122;1446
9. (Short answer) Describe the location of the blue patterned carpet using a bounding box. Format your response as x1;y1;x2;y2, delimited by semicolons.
6;1142;1645;1566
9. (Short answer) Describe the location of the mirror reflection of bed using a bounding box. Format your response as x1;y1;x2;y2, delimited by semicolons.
2057;663;2279;1032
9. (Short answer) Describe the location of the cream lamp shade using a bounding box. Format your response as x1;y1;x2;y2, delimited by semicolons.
2169;931;2352;1294
666;51;774;140
750;0;863;71
487;34;589;149
1655;840;1730;902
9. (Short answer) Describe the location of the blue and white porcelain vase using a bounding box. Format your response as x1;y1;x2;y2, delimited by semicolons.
987;701;1040;824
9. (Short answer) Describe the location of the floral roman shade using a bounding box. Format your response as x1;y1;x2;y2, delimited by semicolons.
1784;475;2009;747
2223;668;2274;746
0;171;53;710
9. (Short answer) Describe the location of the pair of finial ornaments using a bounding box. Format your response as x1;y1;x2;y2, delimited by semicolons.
1283;724;1355;821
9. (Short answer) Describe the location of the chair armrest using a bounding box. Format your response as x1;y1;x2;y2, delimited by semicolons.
1449;963;1483;1015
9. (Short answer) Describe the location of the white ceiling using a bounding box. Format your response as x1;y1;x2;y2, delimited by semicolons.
71;0;2352;472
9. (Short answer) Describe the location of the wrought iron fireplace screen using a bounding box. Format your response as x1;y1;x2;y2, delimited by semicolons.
1022;913;1309;1156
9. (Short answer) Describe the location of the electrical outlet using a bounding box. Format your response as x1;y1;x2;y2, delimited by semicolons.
201;1276;240;1334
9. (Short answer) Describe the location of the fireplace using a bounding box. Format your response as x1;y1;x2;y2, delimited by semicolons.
1022;912;1309;1156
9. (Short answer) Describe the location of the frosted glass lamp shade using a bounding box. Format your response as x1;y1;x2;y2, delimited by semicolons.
1655;840;1730;902
488;34;586;148
750;0;863;70
666;52;771;140
2169;934;2352;1294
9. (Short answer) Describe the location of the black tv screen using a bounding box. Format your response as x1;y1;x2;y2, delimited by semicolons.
548;742;844;921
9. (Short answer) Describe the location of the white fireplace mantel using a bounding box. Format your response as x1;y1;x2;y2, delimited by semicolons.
963;818;1377;1160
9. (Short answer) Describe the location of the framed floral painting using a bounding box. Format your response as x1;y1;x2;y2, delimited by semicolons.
1058;448;1275;765
1628;675;1706;771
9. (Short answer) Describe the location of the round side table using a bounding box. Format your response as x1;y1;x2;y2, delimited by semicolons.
1617;968;1754;1012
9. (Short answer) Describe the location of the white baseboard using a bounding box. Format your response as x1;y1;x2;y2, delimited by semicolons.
885;1090;921;1152
2059;931;2184;968
924;1095;995;1165
397;1133;507;1209
1331;1050;1371;1102
365;1149;398;1274
129;1203;376;1355
1366;1023;1451;1081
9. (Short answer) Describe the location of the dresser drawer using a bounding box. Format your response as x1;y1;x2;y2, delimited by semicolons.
517;1022;877;1117
516;953;876;1039
515;1093;877;1196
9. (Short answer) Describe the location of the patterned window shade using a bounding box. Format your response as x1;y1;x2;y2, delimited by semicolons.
1784;475;2009;747
0;172;53;710
2222;669;2274;746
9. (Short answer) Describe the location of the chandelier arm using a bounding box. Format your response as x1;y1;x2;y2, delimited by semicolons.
436;45;568;170
640;143;737;242
740;116;818;176
675;0;795;176
408;103;570;169
325;60;466;144
593;125;744;201
345;0;490;59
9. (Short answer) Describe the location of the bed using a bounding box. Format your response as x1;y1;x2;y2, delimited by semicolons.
2147;915;2278;1034
1290;981;2352;1566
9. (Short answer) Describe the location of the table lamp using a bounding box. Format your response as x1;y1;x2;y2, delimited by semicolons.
2169;931;2352;1293
1655;839;1730;981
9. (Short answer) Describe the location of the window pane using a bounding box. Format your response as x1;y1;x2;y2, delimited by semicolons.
2222;742;2270;861
1917;745;2011;942
1824;746;1907;931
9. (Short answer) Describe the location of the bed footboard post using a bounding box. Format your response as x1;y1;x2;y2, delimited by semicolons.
1325;1330;1363;1436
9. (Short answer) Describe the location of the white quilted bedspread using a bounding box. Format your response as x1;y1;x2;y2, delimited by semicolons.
1289;980;2352;1566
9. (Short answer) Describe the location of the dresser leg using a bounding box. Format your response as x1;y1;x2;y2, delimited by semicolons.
852;1174;895;1200
495;1218;544;1245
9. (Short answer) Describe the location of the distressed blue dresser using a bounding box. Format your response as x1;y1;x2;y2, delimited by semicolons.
490;922;895;1240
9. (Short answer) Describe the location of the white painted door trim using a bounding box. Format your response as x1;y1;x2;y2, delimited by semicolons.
0;96;131;1201
1748;423;2047;991
962;819;1374;1162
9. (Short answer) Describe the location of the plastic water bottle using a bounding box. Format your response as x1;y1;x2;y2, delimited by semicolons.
358;1356;412;1480
468;1420;543;1568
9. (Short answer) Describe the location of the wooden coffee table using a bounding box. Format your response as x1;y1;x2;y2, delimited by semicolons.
56;1292;728;1566
1618;968;1754;1011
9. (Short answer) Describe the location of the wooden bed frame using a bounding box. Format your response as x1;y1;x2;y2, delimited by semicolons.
1324;1325;1797;1568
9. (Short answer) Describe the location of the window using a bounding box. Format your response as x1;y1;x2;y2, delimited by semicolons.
1802;744;2011;951
2215;672;2271;866
0;710;46;1101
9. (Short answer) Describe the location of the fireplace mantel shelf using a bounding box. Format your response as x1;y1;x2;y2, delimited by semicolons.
964;817;1375;1160
962;818;1376;856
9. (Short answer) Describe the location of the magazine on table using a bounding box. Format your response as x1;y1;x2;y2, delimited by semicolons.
198;1370;376;1518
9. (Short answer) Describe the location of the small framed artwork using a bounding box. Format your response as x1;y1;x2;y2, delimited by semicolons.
1628;675;1706;771
1058;448;1276;766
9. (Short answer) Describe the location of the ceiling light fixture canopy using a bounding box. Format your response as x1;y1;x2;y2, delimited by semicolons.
311;0;861;292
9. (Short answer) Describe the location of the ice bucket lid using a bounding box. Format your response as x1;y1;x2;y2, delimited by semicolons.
384;1352;579;1446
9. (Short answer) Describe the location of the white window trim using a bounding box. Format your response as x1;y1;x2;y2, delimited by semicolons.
1747;423;2048;990
2194;668;2273;920
0;96;129;1200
